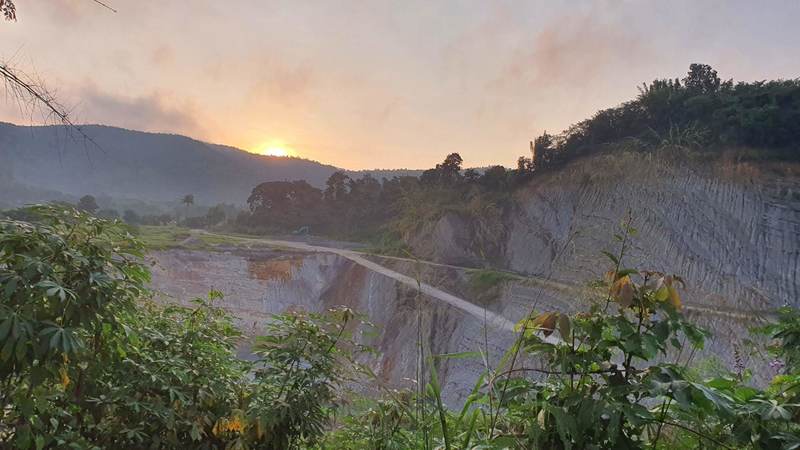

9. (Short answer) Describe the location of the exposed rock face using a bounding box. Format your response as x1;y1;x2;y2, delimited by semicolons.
407;213;478;266
148;248;514;406
410;152;800;381
505;153;800;311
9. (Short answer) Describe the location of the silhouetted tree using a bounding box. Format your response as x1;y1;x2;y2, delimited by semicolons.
440;153;463;183
205;204;226;226
324;171;350;202
464;168;480;183
181;194;194;207
533;132;556;168
480;166;509;191
247;180;322;230
77;195;99;213
420;153;464;185
683;63;721;94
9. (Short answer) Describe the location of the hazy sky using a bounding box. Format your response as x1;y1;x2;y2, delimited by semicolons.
1;1;799;169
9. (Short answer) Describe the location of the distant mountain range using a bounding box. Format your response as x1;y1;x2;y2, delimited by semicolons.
0;122;421;206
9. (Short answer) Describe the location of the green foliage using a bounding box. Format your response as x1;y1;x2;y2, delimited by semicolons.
762;306;800;374
759;306;800;409
70;293;244;448
236;153;514;247
244;180;324;232
248;308;367;448
0;205;147;385
0;206;366;449
365;231;413;258
135;225;192;250
468;269;518;292
134;225;259;251
533;63;800;170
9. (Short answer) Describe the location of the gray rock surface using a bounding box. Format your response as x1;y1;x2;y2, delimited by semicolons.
149;248;513;406
407;152;800;383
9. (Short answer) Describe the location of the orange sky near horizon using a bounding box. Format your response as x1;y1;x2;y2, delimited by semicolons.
2;1;800;170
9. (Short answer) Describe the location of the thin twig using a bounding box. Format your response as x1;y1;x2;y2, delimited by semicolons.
91;0;117;13
0;63;103;152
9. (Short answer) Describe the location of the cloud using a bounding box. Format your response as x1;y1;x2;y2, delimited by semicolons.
246;58;316;108
460;9;659;139
75;84;200;134
491;13;649;93
150;45;175;67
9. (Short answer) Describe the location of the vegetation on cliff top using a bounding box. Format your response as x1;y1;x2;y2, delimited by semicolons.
1;206;798;449
532;63;800;169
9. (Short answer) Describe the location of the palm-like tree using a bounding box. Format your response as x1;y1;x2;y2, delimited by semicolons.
181;194;194;207
181;194;194;220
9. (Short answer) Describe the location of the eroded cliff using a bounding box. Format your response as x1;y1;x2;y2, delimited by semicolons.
149;248;515;405
407;151;800;381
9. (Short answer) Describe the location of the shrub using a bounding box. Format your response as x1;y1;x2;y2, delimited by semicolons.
0;205;366;449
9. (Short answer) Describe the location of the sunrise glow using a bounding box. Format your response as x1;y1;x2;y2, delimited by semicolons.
256;142;295;157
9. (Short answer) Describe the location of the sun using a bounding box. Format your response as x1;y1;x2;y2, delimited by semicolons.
263;146;290;157
256;141;295;157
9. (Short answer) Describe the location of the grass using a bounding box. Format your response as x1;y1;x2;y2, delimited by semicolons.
135;226;256;251
363;231;413;258
467;269;519;301
136;225;192;250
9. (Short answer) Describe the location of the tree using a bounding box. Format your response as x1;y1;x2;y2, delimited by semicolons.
419;167;440;185
463;168;480;183
683;63;721;94
532;131;556;168
77;194;99;213
479;165;508;191
180;194;194;220
247;180;322;229
205;204;226;226
181;194;194;207
440;152;463;184
420;153;464;186
514;156;535;185
324;171;351;202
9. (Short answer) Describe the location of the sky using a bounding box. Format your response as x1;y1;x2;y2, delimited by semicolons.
1;0;799;170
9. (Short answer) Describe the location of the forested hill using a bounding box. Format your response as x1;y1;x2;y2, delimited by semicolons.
0;122;420;205
532;64;800;169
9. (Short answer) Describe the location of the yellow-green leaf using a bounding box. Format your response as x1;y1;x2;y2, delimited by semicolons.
667;286;682;310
